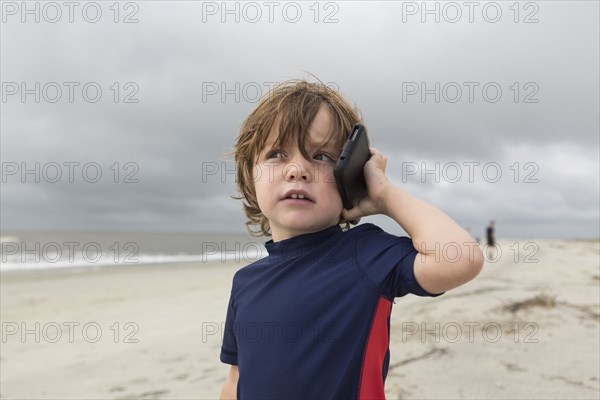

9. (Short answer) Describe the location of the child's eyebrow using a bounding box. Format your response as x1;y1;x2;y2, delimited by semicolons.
260;138;340;156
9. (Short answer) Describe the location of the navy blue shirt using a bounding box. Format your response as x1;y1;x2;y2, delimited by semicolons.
220;223;444;399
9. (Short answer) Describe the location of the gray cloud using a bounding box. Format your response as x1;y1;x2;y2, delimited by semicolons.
1;1;598;238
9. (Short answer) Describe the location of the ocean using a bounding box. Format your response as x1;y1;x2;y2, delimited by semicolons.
0;230;268;273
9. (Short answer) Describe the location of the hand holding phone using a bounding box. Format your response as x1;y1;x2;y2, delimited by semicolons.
334;124;371;210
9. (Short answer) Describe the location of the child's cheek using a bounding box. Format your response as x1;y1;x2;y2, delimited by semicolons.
321;164;336;184
251;163;261;183
252;161;269;183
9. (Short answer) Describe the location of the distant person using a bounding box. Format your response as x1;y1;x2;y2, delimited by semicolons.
486;220;496;246
218;78;485;399
486;220;496;259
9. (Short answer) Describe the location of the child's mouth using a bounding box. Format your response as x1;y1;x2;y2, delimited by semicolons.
281;193;315;204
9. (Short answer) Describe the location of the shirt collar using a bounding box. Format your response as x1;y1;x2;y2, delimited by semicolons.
264;224;344;258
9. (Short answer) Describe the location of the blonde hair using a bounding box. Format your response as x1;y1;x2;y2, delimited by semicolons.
231;78;362;237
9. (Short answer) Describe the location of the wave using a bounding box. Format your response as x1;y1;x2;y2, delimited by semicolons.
0;248;268;273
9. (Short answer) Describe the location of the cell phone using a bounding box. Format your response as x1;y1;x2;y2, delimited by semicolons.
334;124;371;210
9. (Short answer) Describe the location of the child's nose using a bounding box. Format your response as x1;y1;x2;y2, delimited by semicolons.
283;155;313;182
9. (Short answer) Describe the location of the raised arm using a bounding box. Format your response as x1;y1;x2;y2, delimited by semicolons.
381;184;483;294
342;147;484;294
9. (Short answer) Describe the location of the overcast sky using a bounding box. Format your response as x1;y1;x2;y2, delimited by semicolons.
1;1;598;239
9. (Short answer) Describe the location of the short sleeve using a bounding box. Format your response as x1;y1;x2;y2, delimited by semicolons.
220;290;238;365
353;224;445;299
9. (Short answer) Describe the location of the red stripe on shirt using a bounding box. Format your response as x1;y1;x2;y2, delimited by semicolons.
358;296;391;399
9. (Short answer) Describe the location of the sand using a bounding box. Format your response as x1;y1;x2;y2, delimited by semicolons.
1;239;599;399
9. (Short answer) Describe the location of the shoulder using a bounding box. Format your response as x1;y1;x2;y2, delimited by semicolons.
347;223;415;269
345;222;384;238
229;255;272;293
347;222;412;246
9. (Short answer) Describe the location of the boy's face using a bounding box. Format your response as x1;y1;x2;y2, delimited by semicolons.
253;104;344;242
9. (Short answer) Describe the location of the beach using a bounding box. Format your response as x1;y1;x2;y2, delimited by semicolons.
1;239;599;399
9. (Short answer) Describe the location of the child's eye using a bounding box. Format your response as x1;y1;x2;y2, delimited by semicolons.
314;153;335;162
266;150;284;159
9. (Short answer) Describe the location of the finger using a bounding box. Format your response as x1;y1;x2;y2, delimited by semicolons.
342;207;361;221
367;148;387;172
369;147;387;162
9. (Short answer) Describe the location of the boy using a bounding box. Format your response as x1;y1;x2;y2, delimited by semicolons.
219;79;484;399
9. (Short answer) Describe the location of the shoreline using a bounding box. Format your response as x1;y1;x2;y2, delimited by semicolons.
2;237;597;275
0;259;244;278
